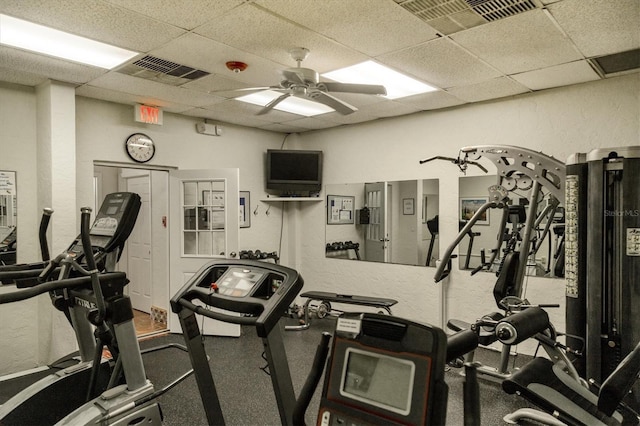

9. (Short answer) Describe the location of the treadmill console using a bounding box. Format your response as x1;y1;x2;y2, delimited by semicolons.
171;259;302;338
317;313;448;425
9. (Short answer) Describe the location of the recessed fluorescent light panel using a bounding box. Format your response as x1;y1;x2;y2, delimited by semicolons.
0;14;139;69
237;90;334;116
322;60;438;99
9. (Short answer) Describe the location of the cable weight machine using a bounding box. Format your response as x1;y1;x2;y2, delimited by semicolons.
566;147;640;410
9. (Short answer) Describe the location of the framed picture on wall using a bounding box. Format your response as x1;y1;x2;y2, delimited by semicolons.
460;197;489;225
240;191;250;228
327;195;354;224
403;198;415;215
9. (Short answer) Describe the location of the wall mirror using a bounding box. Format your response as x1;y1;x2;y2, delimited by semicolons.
325;179;439;267
458;175;564;278
0;170;17;265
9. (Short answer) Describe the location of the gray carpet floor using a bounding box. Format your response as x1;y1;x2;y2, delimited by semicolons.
139;316;536;426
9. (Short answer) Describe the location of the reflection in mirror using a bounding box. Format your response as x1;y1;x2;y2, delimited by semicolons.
458;175;498;271
325;179;439;267
458;175;565;278
0;171;17;265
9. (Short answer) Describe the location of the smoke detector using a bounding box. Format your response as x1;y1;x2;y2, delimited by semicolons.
226;61;248;73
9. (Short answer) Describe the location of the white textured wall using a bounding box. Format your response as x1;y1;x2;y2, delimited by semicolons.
0;73;637;374
0;83;42;374
298;74;640;355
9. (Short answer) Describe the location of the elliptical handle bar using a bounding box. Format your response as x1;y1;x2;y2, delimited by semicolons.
80;207;107;323
39;208;54;262
0;272;128;304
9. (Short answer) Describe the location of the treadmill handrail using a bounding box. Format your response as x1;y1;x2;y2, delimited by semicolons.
176;297;259;325
171;259;304;338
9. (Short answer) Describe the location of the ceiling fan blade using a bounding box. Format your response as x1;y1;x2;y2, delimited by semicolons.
311;92;357;115
321;82;387;96
282;69;307;85
210;86;280;95
257;92;292;115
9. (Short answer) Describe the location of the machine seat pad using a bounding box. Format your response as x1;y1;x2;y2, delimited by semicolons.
299;291;397;308
598;340;640;417
503;357;625;426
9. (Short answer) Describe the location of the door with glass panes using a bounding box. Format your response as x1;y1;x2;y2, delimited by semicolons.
169;169;239;335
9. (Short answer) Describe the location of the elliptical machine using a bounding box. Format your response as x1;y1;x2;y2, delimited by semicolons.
0;193;190;425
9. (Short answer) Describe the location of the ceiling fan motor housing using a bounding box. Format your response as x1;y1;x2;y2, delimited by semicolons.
283;67;319;86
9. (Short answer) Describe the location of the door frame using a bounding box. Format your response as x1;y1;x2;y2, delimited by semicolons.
93;161;173;324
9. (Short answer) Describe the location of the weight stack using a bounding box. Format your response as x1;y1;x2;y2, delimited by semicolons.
567;147;640;410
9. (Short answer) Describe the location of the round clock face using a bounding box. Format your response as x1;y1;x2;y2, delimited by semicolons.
125;133;155;163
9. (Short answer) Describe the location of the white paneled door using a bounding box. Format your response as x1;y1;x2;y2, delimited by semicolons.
126;175;152;313
169;169;240;336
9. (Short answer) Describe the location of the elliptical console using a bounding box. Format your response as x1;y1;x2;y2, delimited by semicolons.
314;313;448;425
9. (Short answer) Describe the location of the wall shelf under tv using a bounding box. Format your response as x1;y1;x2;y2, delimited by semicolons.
260;196;323;202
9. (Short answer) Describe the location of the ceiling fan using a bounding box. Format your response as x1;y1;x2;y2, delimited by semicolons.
232;47;387;115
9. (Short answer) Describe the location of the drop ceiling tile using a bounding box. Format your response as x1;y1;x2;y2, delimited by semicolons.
182;105;276;128
0;66;50;87
378;37;503;88
147;33;284;88
258;122;311;134
199;98;303;123
279;116;340;131
0;46;106;85
194;3;369;73
0;0;185;52
511;60;601;91
362;100;421;118
316;110;381;125
445;77;529;102
426;17;466;35
182;74;262;96
451;9;582;75
254;0;439;56
75;85;193;114
322;92;387;108
87;72;225;107
106;0;244;30
548;0;640;58
395;90;467;110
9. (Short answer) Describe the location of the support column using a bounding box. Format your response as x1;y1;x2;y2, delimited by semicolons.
36;80;77;255
35;80;78;364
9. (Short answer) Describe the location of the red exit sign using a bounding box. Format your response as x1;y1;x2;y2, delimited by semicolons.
134;104;163;125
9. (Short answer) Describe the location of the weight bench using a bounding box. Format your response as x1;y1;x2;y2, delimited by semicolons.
285;291;398;331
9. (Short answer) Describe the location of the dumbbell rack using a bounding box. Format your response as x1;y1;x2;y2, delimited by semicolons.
238;249;279;263
325;241;360;260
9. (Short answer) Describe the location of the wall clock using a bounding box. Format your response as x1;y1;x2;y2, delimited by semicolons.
125;133;155;163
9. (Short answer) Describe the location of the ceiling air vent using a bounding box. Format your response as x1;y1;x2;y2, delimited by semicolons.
592;48;640;76
465;0;539;22
396;0;541;34
396;0;471;21
117;55;210;86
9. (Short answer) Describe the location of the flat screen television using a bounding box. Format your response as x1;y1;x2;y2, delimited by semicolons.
266;149;323;196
